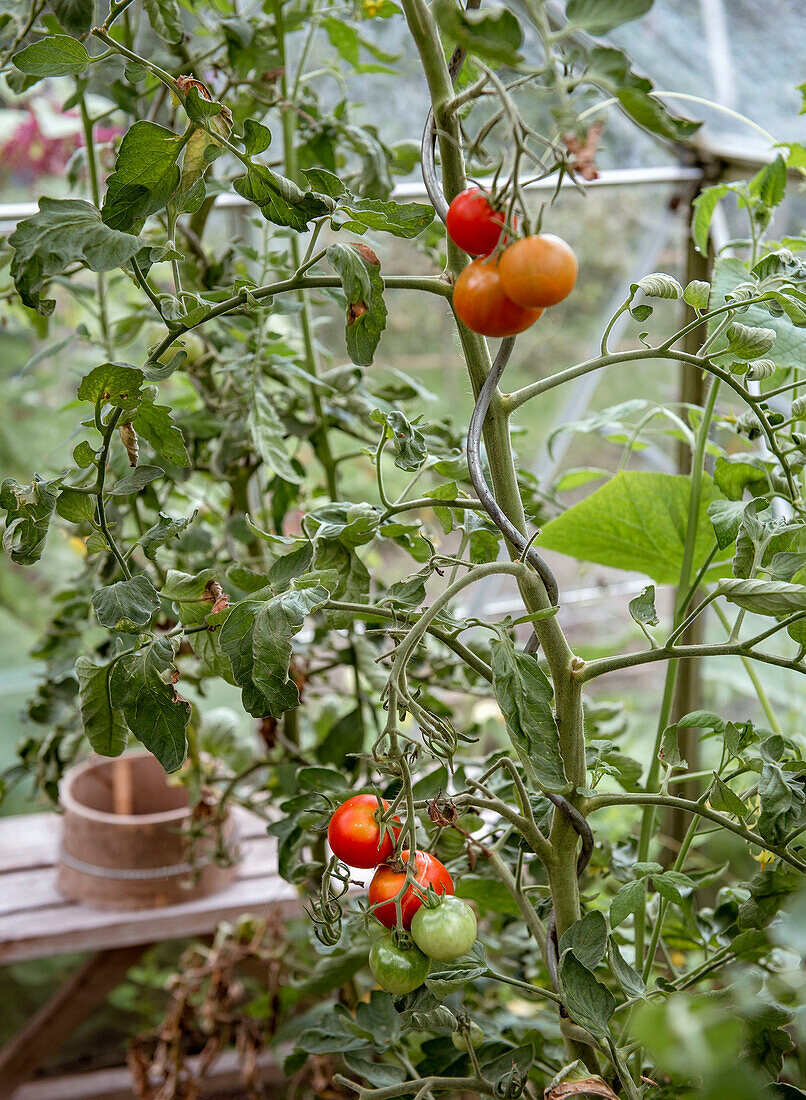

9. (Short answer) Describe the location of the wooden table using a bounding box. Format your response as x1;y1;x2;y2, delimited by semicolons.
0;809;297;1098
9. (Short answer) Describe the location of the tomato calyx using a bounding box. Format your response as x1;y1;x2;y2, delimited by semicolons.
390;925;416;951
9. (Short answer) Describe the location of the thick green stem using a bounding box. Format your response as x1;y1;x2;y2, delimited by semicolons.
399;0;590;1071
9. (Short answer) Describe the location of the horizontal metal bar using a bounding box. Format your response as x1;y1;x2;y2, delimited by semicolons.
0;164;703;230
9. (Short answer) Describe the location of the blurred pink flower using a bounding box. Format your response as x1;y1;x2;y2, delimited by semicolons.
0;104;121;184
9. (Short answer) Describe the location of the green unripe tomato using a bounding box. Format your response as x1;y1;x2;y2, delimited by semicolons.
410;896;478;962
368;933;431;995
451;1021;484;1050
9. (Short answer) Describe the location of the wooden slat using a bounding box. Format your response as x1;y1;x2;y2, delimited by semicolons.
0;835;280;919
13;1049;287;1100
0;815;59;874
0;873;300;963
0;808;298;964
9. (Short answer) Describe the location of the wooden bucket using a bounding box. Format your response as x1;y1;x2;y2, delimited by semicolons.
57;752;240;911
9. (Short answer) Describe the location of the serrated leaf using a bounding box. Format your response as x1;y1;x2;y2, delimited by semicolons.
220;584;329;718
327;242;387;366
432;0;522;65
610;878;644;928
101;121;185;232
13;34;89;77
233;162;329;230
51;0;94;34
0;476;59;565
725;321;777;361
333;196;434;238
56;489;95;524
607;936;646;999
140;512;194;560
9;199;144;315
371;408;427;471
757;762;806;846
92;574;161;631
77;362;144;410
559;951;616;1038
248;386;302;484
709;773;748;819
566;0;653;34
490;631;569;793
634;273;682;299
684;280;710;309
110;636;189;772
110;465;164;495
653;870;694;906
132;386;190;467
628;584;658;626
75;656;129;757
717;578;806;616
143;0;183;42
558;912;607;971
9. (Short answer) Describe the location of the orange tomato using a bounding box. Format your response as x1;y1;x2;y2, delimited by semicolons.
452;256;543;338
498;234;578;308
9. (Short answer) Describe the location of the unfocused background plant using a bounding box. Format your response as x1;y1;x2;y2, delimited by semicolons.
3;0;806;1097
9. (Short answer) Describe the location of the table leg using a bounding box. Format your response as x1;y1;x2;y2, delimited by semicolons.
0;943;149;1098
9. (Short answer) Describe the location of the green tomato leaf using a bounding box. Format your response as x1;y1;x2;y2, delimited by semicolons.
490;630;569;793
628;584;659;627
717;578;806;616
75;656;129;758
233;162;330;230
101;121;186;232
432;0;523;66
607;936;646;999
110;465;165;495
617;86;701;143
92;574;161;631
50;0;94;35
709;773;749;819
248;384;303;484
142;0;184;42
610;877;645;928
55;489;95;524
566;0;653;34
13;34;89;77
110;636;190;772
371;408;428;472
219;583;329;718
0;475;59;565
558;912;607;971
333;196;434;238
757;762;806;847
132;386;190;467
327;242;388;366
77;362;144;410
559;950;616;1038
9;198;144;315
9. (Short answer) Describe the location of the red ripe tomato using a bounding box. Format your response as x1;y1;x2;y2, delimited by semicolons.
327;794;400;869
446;188;507;256
369;850;454;929
498;234;578;308
453;256;543;338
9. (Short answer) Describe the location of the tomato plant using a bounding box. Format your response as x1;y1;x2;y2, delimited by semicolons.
446;188;507;256
327;795;400;868
368;851;454;929
2;0;806;1098
368;933;431;995
410;895;477;961
452;256;543;337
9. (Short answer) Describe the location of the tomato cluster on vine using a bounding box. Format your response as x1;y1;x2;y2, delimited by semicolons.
447;187;578;338
327;795;479;995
